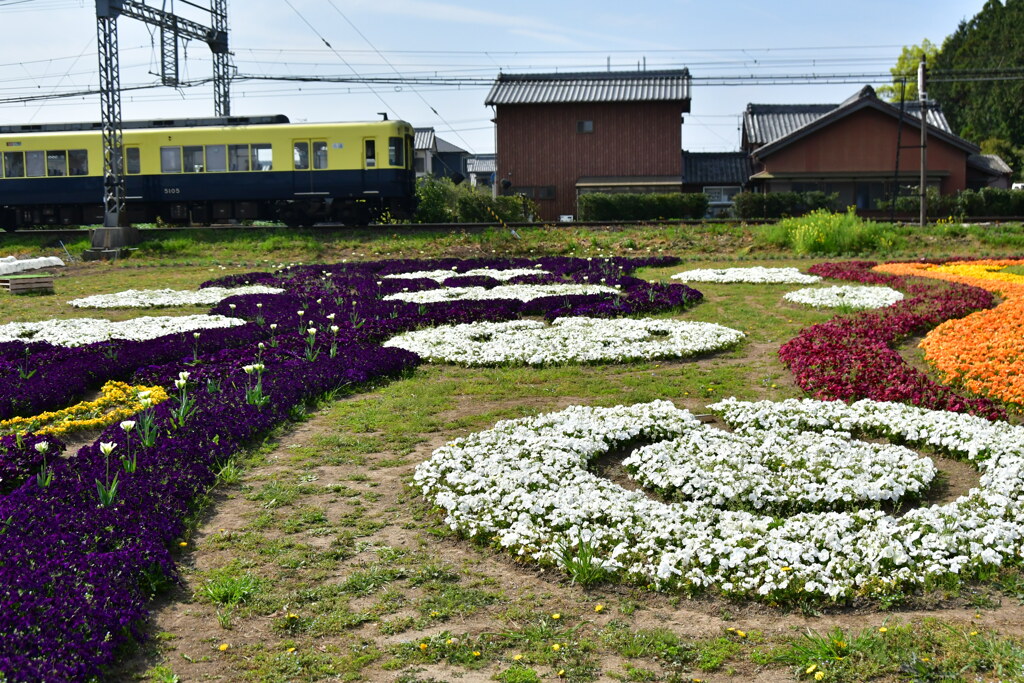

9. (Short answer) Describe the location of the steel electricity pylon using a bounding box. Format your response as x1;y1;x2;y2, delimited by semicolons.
94;0;230;233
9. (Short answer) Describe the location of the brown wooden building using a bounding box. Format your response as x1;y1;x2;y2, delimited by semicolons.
743;86;1008;208
485;70;691;221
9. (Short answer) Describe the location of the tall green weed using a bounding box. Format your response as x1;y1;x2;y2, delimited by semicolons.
759;208;900;255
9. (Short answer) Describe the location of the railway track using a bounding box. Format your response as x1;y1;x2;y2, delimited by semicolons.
3;216;1024;243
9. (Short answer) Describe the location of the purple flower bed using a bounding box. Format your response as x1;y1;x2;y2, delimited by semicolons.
0;255;699;680
0;324;267;421
0;433;63;494
779;261;1005;419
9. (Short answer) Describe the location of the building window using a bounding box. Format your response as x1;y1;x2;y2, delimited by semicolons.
538;186;556;199
703;186;741;204
511;186;536;198
577;120;594;134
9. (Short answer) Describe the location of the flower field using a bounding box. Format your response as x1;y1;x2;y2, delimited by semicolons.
3;226;1024;682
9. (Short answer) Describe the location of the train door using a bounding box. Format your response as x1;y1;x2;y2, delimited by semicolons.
291;139;328;197
362;137;377;194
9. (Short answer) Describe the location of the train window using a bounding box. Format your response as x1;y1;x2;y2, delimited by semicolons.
252;144;272;171
160;147;182;173
313;141;328;169
364;139;376;167
125;147;141;174
293;142;309;170
3;152;24;178
26;151;44;177
388;137;403;166
205;145;226;173
68;149;88;176
46;150;67;177
228;144;249;172
183;146;204;173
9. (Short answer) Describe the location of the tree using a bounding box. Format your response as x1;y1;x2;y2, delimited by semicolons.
929;0;1024;178
877;39;939;102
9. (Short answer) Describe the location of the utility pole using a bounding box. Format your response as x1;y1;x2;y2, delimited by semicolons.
918;55;928;227
89;0;230;258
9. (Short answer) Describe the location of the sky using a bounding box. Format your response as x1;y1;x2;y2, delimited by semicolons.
0;0;991;156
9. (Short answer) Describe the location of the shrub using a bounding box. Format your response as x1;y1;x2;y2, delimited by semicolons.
413;176;537;223
576;192;708;221
732;191;838;219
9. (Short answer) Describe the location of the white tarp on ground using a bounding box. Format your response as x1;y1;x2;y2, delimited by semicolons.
0;256;65;276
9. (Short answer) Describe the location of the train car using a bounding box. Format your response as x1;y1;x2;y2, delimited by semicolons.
0;115;416;230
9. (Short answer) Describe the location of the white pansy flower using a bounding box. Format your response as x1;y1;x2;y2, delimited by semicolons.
783;285;904;310
68;286;282;308
671;267;820;284
385;317;744;365
415;398;1024;600
0;315;246;347
384;284;617;304
383;267;551;282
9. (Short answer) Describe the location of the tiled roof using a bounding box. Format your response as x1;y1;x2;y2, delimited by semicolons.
743;104;835;148
467;156;496;174
968;153;1013;175
748;86;973;158
744;87;952;148
683;152;752;186
413;127;435;151
485;70;691;106
435;137;467;154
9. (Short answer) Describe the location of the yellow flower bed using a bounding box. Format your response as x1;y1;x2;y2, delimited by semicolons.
875;259;1024;404
0;381;169;438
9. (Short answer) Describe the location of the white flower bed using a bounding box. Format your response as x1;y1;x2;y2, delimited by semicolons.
384;317;744;365
783;285;904;310
0;256;64;276
415;398;1024;600
383;267;549;282
383;283;617;304
68;285;283;308
0;314;246;346
624;427;934;513
671;267;821;284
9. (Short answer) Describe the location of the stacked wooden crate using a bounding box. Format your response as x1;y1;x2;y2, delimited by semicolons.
0;273;54;294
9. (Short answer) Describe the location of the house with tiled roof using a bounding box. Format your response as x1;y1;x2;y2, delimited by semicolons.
681;152;753;215
742;85;1009;208
414;127;469;183
485;69;691;220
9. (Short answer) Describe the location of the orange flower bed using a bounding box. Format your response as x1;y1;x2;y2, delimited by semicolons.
875;260;1024;404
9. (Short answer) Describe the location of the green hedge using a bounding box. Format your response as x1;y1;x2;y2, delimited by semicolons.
732;191;838;219
878;187;1024;218
576;192;709;221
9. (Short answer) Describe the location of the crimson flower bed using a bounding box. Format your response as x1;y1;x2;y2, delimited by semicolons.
779;260;1005;419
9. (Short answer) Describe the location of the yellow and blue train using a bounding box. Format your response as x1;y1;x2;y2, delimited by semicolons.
0;115;416;230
